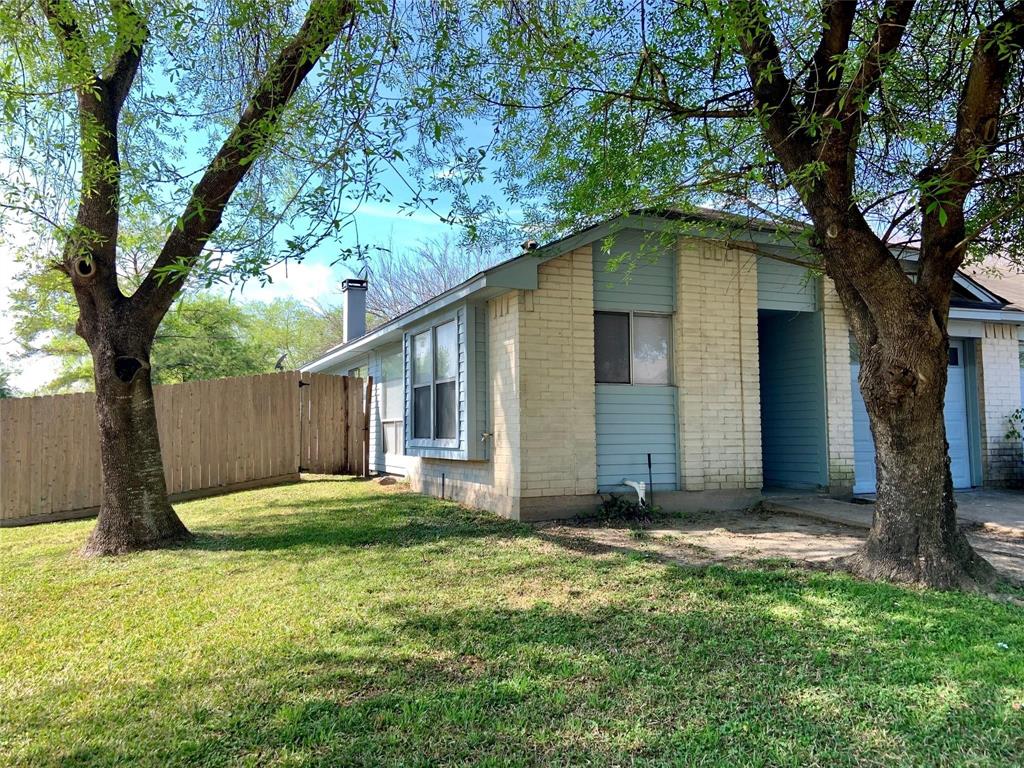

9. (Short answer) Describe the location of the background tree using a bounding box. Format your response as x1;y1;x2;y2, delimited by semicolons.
0;0;415;554
0;361;17;398
418;0;1024;588
362;235;501;322
9;272;344;391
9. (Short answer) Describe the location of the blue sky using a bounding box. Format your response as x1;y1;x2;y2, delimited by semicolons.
0;19;526;393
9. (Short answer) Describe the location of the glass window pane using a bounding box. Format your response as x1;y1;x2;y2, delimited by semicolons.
382;349;403;421
383;421;403;454
435;321;457;380
595;312;630;383
413;332;432;385
435;380;457;439
633;315;671;384
413;385;431;438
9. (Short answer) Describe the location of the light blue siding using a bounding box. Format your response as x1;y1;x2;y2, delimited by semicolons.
851;339;974;493
758;311;828;489
369;344;408;475
757;257;819;312
403;305;475;460
596;385;678;492
593;230;675;312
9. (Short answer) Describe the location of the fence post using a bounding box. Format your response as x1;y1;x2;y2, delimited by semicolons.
362;376;373;478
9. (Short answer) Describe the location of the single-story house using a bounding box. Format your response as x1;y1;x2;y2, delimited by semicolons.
304;211;1024;520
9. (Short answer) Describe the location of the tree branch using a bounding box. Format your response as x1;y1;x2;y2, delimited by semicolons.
732;0;814;172
132;0;356;329
919;0;1024;308
803;0;857;115
834;0;915;132
104;0;147;112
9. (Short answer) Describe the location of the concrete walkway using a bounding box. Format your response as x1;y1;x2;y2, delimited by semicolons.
765;489;1024;537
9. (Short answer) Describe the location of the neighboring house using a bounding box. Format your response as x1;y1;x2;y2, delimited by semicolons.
304;211;1024;520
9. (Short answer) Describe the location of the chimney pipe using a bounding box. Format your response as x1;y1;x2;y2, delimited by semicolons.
341;278;368;343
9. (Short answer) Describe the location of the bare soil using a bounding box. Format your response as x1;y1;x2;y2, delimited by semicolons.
539;508;1024;581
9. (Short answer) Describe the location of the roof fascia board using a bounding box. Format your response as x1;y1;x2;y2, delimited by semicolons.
303;276;489;371
948;306;1024;322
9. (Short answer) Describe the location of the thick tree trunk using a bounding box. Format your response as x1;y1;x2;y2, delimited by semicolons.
82;332;190;556
843;325;995;590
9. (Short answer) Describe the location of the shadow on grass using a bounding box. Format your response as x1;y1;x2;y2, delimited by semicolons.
183;489;530;554
11;566;1023;768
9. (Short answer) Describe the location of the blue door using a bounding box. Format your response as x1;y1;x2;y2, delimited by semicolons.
852;340;973;493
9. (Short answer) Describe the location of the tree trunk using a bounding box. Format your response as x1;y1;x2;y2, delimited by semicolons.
82;331;190;556
843;323;995;590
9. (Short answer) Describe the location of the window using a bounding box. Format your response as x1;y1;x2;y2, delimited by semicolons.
410;319;459;443
412;331;432;438
434;321;457;439
595;312;631;383
595;311;672;385
633;315;672;384
381;348;403;454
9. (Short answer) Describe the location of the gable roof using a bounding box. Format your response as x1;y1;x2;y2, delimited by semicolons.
303;211;1024;372
963;263;1024;312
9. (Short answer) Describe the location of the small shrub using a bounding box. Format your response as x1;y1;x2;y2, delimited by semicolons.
1006;408;1023;441
596;493;664;526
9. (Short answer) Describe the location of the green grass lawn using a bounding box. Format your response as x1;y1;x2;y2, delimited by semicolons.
1;478;1022;767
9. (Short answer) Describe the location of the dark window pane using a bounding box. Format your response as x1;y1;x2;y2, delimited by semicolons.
595;312;630;383
948;347;959;367
413;386;431;438
435;380;457;439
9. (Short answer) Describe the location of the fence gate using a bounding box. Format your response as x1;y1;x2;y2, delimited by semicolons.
298;372;367;475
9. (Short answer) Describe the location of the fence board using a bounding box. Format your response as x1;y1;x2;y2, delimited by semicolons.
0;371;364;526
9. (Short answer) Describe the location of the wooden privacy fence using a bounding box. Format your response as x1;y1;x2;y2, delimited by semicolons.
0;371;370;527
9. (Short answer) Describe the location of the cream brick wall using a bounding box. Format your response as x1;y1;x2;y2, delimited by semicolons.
821;278;855;492
675;240;762;491
977;323;1024;487
407;292;522;518
518;247;598;498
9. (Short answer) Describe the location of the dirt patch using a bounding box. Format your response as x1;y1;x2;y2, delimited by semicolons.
538;509;1024;581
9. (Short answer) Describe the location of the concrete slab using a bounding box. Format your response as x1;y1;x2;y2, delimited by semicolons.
765;489;1024;537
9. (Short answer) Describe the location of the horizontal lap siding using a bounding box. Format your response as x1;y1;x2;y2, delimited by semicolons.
757;257;819;312
596;385;678;492
758;312;828;489
592;230;678;494
593;230;675;313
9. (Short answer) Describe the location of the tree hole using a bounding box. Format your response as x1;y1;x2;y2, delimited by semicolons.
114;356;144;383
73;257;95;278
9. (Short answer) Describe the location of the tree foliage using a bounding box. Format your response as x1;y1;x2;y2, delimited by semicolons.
414;0;1023;261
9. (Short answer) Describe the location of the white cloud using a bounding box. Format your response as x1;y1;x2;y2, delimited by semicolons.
0;220;62;395
221;260;343;307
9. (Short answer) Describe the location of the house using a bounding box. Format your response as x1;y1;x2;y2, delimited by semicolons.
304;211;1024;520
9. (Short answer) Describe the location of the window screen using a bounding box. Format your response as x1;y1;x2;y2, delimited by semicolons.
595;312;630;383
413;385;432;439
435;381;457;438
633;315;672;384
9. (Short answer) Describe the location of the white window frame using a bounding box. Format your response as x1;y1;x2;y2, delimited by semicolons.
595;310;673;386
407;314;461;451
